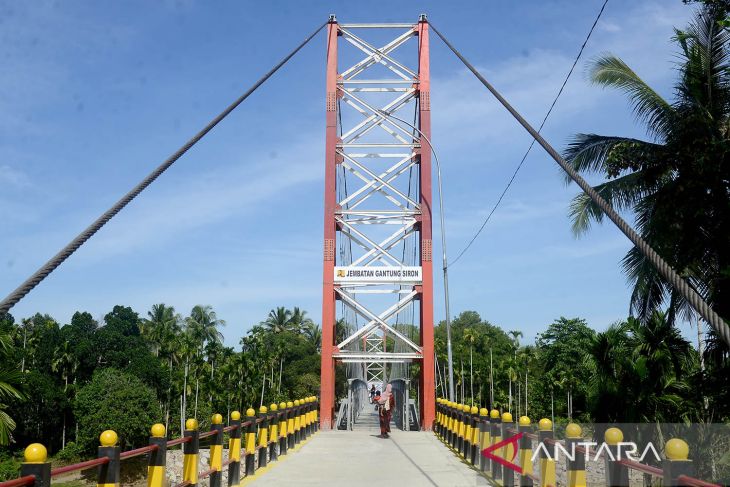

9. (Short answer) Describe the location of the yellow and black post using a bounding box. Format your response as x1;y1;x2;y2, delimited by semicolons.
456;404;465;453
470;406;479;465
447;401;458;447
293;400;302;445
502;413;515;487
490;409;502;481
565;423;586;487
313;396;319;432
97;430;120;487
20;443;51;487
228;411;242;487
147;424;167;487
209;414;224;487
298;399;306;442
286;401;295;450
479;408;489;473
268;404;278;462
517;417;533;487
538;419;556;487
303;398;310;439
662;438;692;486
435;399;442;437
604;427;628;487
257;406;269;469
244;408;256;477
460;404;471;461
445;402;452;445
278;402;288;456
182;419;199;487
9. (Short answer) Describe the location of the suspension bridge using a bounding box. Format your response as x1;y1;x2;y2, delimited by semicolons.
0;13;727;487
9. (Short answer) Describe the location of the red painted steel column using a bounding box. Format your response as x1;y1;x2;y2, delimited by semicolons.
320;18;338;430
418;18;436;430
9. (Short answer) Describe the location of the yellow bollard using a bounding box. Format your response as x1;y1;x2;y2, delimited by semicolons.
501;412;515;485
21;443;51;487
604;427;628;486
257;406;269;468
517;416;534;483
278;402;288;455
97;430;120;487
182;419;199;487
470;406;479;465
209;414;224;487
244;408;256;476
228;411;242;487
286;401;295;449
463;404;473;458
489;410;502;481
269;403;279;462
147;424;167;487
478;408;489;472
566;423;586;487
538;418;556;487
293;400;301;444
663;438;693;485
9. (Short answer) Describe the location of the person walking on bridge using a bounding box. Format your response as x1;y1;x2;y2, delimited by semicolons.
369;384;376;404
377;383;395;438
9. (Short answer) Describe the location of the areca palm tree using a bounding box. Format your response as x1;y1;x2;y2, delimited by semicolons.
564;7;730;325
51;340;79;448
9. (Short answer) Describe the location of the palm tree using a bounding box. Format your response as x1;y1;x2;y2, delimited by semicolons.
262;307;293;334
141;304;178;357
563;7;730;325
303;323;322;352
508;330;522;413
0;333;23;445
186;305;225;417
289;307;314;334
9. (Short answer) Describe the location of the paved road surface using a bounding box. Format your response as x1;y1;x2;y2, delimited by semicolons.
246;410;489;486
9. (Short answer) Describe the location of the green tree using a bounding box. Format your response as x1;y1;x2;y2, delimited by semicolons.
563;7;730;325
74;369;159;453
0;334;23;445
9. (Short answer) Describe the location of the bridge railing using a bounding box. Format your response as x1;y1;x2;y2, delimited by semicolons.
0;397;319;487
434;398;721;487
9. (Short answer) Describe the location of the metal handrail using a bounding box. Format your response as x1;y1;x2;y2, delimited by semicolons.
50;457;109;476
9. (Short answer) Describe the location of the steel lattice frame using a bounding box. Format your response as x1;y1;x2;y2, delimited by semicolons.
320;16;435;430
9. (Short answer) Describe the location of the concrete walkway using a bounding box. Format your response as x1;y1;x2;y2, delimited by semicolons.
245;420;489;486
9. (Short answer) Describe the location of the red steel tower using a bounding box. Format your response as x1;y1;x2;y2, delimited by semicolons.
320;15;435;430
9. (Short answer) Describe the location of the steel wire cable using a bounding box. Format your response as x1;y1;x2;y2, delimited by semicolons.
0;20;328;315
429;22;730;346
449;0;609;267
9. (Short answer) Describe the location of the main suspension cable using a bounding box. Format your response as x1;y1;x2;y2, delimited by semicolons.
429;22;730;346
449;0;609;267
0;20;328;315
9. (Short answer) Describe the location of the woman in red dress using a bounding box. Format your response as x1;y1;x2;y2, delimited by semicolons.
377;383;396;438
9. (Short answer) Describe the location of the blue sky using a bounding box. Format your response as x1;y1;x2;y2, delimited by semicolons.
0;1;698;346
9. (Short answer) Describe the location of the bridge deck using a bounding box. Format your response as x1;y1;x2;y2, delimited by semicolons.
247;416;488;486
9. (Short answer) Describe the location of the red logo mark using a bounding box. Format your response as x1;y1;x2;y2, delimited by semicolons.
481;433;523;474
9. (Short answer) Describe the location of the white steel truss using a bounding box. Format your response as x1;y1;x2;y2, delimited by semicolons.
335;23;422;375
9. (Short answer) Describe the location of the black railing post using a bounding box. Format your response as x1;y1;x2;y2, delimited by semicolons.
20;444;51;487
96;430;120;487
